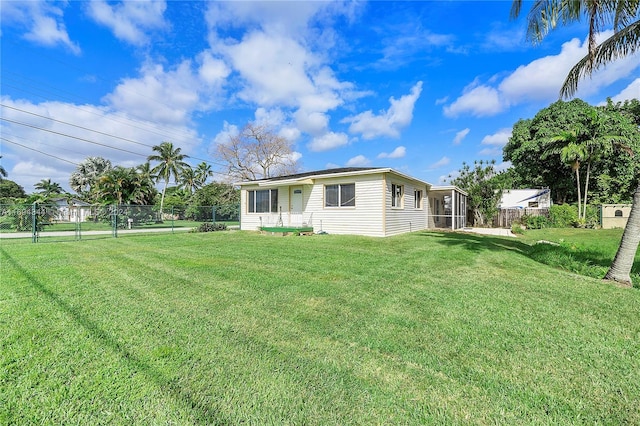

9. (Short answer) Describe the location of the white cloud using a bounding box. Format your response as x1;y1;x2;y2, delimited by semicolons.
429;157;450;170
212;121;240;146
197;50;231;86
104;60;222;125
606;78;640;103
0;97;199;192
443;83;503;118
87;0;168;46
453;128;470;145
307;132;349;152
345;155;370;167
478;147;502;156
481;128;512;146
444;31;640;117
1;1;80;54
344;81;423;139
377;146;406;159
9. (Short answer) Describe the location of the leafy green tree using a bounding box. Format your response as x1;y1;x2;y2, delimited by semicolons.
148;141;189;214
188;182;240;221
504;99;639;206
449;160;503;227
0;179;27;201
512;0;640;285
69;157;112;200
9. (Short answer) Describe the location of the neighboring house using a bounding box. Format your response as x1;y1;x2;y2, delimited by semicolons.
601;204;632;229
51;197;92;222
499;189;551;209
237;167;467;237
494;189;551;228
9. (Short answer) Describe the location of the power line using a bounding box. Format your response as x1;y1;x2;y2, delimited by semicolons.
1;137;79;166
0;117;149;157
0;103;227;168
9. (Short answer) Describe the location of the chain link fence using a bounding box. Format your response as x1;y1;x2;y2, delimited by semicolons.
0;203;240;243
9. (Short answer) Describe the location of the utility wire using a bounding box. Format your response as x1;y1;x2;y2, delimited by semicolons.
0;103;226;168
1;137;79;165
0;117;149;158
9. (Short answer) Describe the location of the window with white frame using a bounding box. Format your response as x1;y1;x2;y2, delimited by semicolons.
414;189;423;209
325;183;355;207
391;183;404;208
248;189;278;213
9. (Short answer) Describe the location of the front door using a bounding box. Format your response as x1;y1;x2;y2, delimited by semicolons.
291;186;303;213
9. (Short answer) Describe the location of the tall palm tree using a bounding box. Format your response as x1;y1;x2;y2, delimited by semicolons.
0;155;7;181
34;178;63;198
195;162;214;186
69;157;112;199
147;142;189;214
179;166;200;195
560;141;587;219
512;0;640;285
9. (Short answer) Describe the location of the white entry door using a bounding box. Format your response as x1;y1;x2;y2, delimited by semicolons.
291;186;303;213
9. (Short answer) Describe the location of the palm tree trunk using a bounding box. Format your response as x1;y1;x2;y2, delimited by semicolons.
575;168;582;221
604;182;640;287
160;179;168;217
583;162;591;221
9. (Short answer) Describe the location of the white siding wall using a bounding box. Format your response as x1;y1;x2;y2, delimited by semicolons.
305;174;385;237
384;176;428;236
240;185;290;231
240;171;432;237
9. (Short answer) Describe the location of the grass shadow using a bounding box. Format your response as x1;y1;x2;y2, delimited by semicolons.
416;230;639;286
0;248;232;425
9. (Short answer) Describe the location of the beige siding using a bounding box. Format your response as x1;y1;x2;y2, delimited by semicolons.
240;186;289;231
305;174;385;237
384;176;428;236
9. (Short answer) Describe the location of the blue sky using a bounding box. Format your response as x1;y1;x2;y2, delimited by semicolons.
1;0;639;193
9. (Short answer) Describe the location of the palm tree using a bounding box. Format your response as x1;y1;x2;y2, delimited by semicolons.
560;141;587;219
195;162;214;186
511;0;640;98
179;166;200;195
69;157;112;199
512;0;640;285
147;142;189;214
0;156;7;181
34;178;64;198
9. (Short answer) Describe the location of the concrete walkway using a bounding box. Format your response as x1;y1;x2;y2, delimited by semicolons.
462;227;517;237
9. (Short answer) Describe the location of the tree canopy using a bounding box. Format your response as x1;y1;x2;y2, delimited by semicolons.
503;99;640;205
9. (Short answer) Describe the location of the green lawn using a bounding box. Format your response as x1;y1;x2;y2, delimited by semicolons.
1;230;638;424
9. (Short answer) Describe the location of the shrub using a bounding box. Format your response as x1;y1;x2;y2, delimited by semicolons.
549;204;578;228
195;222;227;233
522;214;549;229
511;223;525;235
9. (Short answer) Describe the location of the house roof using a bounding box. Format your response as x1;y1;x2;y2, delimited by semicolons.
236;167;432;188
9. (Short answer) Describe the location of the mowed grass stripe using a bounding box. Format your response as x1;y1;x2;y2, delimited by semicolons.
1;230;639;424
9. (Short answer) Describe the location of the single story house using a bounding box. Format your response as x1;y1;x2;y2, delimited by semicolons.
237;167;467;237
51;197;92;222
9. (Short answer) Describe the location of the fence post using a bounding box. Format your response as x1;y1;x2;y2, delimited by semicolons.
32;202;38;243
112;205;118;238
212;206;216;224
171;206;174;233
